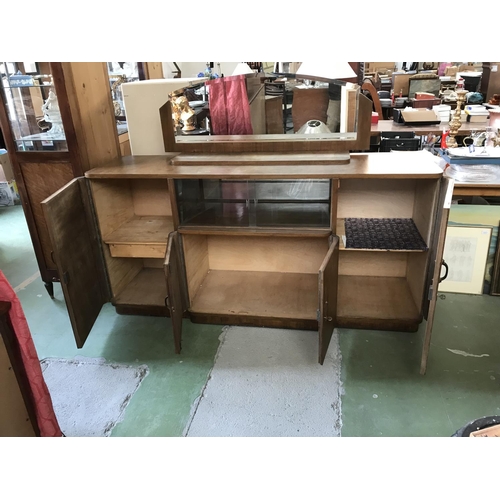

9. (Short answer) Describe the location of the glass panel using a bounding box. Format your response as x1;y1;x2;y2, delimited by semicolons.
255;202;330;227
1;62;67;152
176;179;206;224
175;179;331;228
254;180;330;201
180;202;249;226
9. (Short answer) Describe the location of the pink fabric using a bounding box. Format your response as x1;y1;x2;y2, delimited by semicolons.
438;62;452;76
0;271;62;437
207;75;253;135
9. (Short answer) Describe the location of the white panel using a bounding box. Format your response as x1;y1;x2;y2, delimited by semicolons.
122;78;206;155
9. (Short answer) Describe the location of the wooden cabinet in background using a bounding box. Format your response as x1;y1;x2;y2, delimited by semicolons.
480;62;500;102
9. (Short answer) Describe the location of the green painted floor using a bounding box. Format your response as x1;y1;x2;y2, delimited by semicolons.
2;205;499;436
1;205;222;437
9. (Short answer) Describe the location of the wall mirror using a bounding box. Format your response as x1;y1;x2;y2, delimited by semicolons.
169;65;360;146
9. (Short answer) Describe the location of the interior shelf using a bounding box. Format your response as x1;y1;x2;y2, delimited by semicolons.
104;215;174;258
337;218;428;252
337;275;420;324
113;268;167;308
190;270;318;320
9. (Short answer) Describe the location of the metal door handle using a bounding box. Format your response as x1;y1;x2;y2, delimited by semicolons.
165;296;175;312
324;316;333;322
439;260;449;283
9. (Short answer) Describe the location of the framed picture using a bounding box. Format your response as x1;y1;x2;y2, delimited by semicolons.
439;226;492;295
491;221;500;296
22;62;38;74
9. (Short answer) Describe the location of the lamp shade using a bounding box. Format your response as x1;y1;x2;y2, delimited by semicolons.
296;62;356;82
232;63;254;76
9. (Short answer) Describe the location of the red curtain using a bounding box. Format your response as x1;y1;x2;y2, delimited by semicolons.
0;271;62;437
207;75;253;135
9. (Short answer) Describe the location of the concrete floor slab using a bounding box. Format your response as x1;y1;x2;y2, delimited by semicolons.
185;326;342;437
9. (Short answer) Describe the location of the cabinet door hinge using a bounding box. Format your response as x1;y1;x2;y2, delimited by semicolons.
62;271;69;285
428;285;434;301
317;309;321;322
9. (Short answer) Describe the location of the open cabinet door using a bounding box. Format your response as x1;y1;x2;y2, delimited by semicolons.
164;231;187;354
420;178;454;375
42;178;110;348
318;236;340;365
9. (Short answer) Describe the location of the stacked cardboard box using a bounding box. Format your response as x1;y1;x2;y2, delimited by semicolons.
465;104;489;123
433;104;451;122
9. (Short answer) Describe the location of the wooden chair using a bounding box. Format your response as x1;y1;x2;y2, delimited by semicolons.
361;80;384;120
264;81;291;132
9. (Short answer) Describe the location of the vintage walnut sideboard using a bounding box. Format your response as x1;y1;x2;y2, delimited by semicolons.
41;150;452;372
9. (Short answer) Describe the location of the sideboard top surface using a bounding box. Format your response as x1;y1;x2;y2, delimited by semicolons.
85;151;443;180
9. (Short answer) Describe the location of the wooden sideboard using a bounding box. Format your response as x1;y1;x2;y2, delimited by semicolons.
41;151;451;370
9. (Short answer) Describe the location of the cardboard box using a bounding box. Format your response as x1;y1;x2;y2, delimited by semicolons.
445;66;458;77
411;98;442;109
415;92;437;100
0;181;14;206
466;114;489;123
0;150;14;182
470;423;500;437
393;73;412;97
401;109;440;124
433;104;451;113
366;62;395;73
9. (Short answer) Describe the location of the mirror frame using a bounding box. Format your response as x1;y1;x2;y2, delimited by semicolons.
160;93;372;156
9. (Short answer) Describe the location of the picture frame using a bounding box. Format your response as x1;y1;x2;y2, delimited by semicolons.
439;225;492;295
491;220;500;296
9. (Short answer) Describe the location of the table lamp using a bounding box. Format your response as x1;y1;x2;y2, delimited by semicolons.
295;62;356;83
232;63;254;76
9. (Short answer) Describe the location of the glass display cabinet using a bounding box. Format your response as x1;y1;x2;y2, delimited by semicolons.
0;62;121;297
1;63;67;152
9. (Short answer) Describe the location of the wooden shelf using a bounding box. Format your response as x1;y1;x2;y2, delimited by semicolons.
179;226;332;237
190;270;318;320
85;151;443;179
337;218;428;252
337;275;420;329
113;268;166;308
104;215;174;258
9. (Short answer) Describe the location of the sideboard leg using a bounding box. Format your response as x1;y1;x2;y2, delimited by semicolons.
44;281;54;299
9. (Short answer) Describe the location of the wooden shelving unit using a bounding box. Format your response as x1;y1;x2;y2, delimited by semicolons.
190;270;318;321
337;275;420;330
113;268;167;311
104;215;174;258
